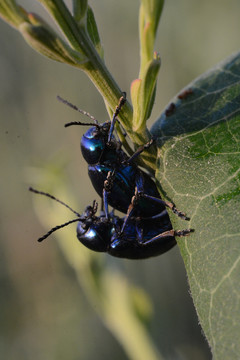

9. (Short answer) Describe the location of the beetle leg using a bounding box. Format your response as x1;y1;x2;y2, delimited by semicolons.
135;218;144;243
107;92;126;143
139;228;193;245
118;174;144;232
140;193;189;220
119;200;136;234
126;138;155;164
140;209;169;221
103;170;116;219
126;172;189;221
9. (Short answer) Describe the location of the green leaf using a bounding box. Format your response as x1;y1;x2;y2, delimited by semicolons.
72;0;88;22
131;79;142;127
86;6;104;59
151;51;240;358
141;0;164;37
20;14;87;66
139;0;164;78
0;0;28;28
131;56;161;134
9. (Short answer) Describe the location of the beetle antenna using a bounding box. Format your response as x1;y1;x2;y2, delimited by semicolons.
29;187;85;242
57;95;99;127
37;218;80;242
29;187;81;217
108;92;126;143
64;121;99;128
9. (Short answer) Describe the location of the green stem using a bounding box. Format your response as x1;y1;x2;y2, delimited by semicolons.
38;0;133;129
36;0;156;170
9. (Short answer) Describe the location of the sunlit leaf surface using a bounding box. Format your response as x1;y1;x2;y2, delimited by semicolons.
152;52;240;359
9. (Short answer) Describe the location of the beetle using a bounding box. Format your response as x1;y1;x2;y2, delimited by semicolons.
58;93;188;222
29;187;192;259
77;209;191;260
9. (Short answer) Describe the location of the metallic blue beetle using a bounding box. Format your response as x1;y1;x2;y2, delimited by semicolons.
29;188;192;259
76;206;187;259
76;210;179;260
58;94;188;222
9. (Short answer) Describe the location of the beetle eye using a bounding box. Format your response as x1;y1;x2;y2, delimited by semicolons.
102;123;109;131
92;129;99;137
81;223;87;229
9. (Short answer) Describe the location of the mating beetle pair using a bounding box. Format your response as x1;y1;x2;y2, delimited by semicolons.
31;93;192;259
61;93;187;222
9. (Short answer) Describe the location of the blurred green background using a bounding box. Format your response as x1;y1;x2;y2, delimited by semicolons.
1;0;239;359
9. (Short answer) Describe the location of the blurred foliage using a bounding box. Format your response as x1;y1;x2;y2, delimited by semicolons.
1;0;240;359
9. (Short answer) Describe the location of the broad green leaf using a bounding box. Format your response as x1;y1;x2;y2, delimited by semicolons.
151;51;240;359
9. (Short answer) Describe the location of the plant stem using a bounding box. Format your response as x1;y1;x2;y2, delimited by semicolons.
38;0;133;128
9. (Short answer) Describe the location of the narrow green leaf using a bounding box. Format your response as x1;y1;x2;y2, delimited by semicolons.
139;0;164;78
152;51;240;359
141;0;164;36
0;0;28;28
131;78;142;126
38;0;86;53
140;54;161;122
86;6;104;59
37;0;131;131
72;0;88;22
139;3;154;77
20;14;87;66
133;56;161;132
